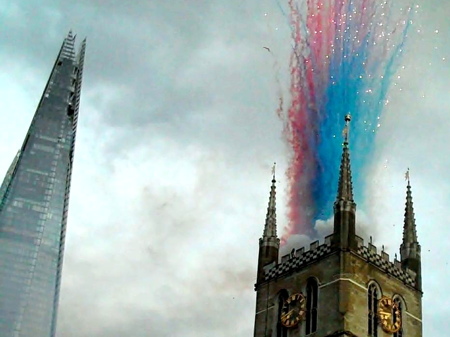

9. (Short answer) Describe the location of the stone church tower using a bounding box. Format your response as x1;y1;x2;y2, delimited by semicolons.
253;118;423;337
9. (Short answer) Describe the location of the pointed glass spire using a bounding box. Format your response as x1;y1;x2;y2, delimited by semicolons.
263;163;277;238
0;32;86;337
335;114;354;203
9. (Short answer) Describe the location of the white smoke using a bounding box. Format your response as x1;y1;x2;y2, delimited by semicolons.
280;234;311;256
314;217;333;239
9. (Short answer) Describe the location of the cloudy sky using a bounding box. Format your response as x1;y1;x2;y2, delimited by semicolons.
0;0;448;336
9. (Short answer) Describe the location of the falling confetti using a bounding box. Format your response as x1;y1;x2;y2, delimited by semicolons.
278;0;414;240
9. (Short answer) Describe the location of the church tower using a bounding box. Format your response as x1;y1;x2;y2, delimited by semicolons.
253;117;423;337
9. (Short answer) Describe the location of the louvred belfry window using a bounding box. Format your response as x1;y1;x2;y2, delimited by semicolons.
277;290;288;337
306;278;318;334
368;283;379;337
393;297;404;337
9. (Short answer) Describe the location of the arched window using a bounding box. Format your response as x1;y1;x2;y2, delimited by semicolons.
277;290;288;337
368;283;380;337
393;297;404;337
306;278;318;334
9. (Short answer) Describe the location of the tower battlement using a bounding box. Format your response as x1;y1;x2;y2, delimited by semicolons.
264;235;333;281
263;232;416;289
280;234;334;264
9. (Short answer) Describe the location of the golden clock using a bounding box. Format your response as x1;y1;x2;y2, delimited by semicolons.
377;296;402;333
280;293;306;328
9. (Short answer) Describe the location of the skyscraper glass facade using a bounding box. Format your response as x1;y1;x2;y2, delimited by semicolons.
0;32;86;337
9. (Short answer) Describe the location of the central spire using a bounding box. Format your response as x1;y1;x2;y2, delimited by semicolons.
332;115;357;250
336;114;354;203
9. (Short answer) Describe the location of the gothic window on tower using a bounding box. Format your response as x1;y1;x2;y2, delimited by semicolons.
277;290;289;337
305;277;318;335
368;282;380;337
393;296;404;337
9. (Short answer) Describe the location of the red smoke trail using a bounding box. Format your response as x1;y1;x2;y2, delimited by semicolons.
282;0;318;242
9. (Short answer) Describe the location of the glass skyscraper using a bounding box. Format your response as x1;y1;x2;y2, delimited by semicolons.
0;32;86;337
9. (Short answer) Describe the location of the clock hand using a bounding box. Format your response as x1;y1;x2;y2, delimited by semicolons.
281;309;294;319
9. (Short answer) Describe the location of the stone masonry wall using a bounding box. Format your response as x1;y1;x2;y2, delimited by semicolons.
342;251;422;337
255;246;422;337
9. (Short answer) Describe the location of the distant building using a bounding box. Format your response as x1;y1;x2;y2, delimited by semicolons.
253;118;422;337
0;32;86;337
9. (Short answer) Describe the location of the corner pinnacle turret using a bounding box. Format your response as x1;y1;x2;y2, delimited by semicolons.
402;169;418;244
332;115;357;250
263;165;277;238
400;170;421;290
256;164;280;285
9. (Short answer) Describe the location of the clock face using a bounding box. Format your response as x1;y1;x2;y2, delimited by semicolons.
280;293;306;328
377;296;402;333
